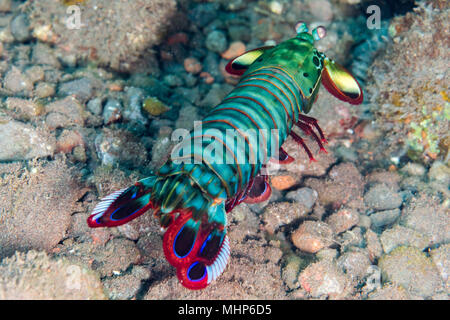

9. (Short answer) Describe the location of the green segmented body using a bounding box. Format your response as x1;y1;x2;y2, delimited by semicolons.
150;34;325;226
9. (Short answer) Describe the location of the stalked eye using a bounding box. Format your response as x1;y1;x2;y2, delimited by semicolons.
294;21;308;34
174;225;197;258
187;262;207;282
312;26;327;41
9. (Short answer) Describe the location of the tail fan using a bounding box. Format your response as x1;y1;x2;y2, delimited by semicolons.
163;209;230;290
87;177;155;228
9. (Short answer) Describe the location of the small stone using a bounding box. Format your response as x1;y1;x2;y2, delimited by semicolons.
262;202;309;234
368;284;412;300
428;161;450;183
163;74;183;87
299;259;351;299
308;0;333;22
56;130;84;154
189;3;219;28
430;244;449;286
326;208;359;234
123;87;148;125
102;98;122;124
285;187;318;209
271;175;297;191
142;97;170;116
45;96;86;129
380;225;430;254
205;30;228;54
183;57;203;74
31;43;61;68
58;77;95;103
365;229;383;262
6;97;45;120
379;246;444;298
282;255;305;290
87;97;103;115
35;82;56;98
25;66;45;83
400;162;426;176
72;145;87;163
0;0;12;12
291;221;335;253
4;67;33;94
337;250;372;281
369;208;401;228
364;183;403;211
10;14;31;42
0;119;55;161
221;41;246;60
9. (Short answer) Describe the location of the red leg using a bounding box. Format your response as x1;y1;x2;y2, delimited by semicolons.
290;131;317;162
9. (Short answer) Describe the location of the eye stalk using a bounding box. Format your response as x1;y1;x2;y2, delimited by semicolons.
294;21;308;34
312;26;327;41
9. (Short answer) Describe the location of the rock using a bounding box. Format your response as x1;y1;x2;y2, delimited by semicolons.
337;250;372;281
102;98;123;124
369;208;401;228
102;265;150;300
379;246;444;298
25;66;45;83
0;251;106;299
94;129;148;167
5;98;45;120
55;130;84;154
0;118;55;161
400;162;426;176
308;0;334;22
87;97;103;116
291;221;335;253
205;30;228;54
368;284;413;300
364;183;403;211
142;97;170;117
298;259;352;299
183;57;203;74
262;202;309;235
123;87;148;125
304;162;364;210
0;0;11;12
430;244;449;286
58;78;95;103
428;161;450;184
45;96;86;129
326;208;360;234
380;225;430;254
3;67;33;94
221;41;246;60
365;229;383;262
189;3;219;27
0;159;83;258
31;43;61;68
35;82;56;98
10;14;31;42
281;255;306;290
400;194;449;245
271;175;297;191
285;187;318;209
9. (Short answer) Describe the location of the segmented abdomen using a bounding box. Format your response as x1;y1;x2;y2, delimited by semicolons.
152;66;304;219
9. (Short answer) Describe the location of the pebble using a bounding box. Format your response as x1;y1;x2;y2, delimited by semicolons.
221;41;246;60
365;229;383;262
31;43;61;68
285;187;318;210
35;82;56;98
6;97;45;120
123;87;148;125
298;259;351;299
87;97;103;116
281;255;307;290
380;225;430;254
369;208;401;228
25;66;45;83
430;244;449;285
326;208;360;234
337;249;372;281
0;118;55;160
368;284;412;300
189;3;219;28
428;161;450;183
102;98;123;124
3;66;33;94
10;13;31;42
262;202;309;235
205;30;228;54
364;183;403;211
400;162;426;176
183;57;203;74
58;77;95;103
379;246;444;298
271;175;297;191
55;130;84;154
0;0;11;12
142;97;170;116
308;0;334;22
45;97;85;129
163;74;183;87
291;221;335;254
227;24;251;42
